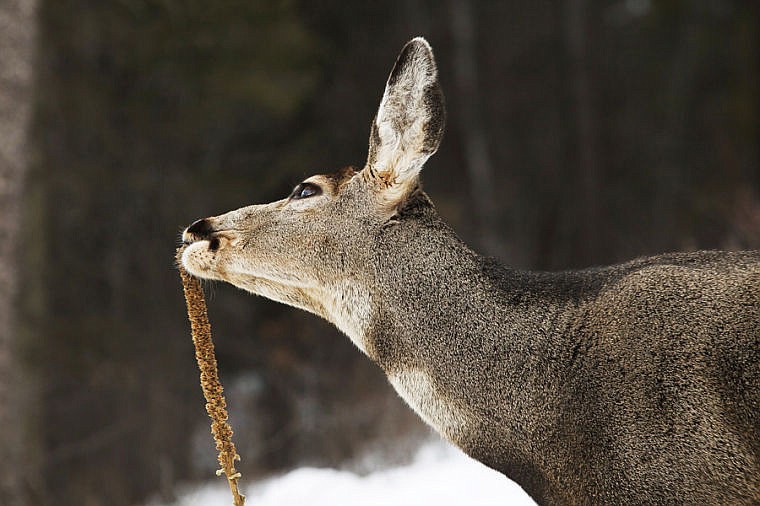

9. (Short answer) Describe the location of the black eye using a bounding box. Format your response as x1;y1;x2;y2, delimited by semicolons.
290;182;322;200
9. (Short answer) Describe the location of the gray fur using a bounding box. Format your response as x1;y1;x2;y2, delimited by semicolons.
368;200;760;504
182;38;760;504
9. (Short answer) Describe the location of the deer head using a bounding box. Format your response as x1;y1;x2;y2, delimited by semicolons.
181;37;445;354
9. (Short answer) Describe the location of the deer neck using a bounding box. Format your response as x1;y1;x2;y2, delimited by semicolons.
354;213;571;453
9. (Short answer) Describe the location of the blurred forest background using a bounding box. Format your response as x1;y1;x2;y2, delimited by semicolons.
0;0;758;504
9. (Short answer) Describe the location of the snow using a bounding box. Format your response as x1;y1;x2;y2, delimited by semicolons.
151;442;536;506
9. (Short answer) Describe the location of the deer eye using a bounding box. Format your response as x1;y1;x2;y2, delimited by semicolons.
290;182;322;200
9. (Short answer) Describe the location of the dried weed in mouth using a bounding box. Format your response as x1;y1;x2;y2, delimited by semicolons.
177;247;246;506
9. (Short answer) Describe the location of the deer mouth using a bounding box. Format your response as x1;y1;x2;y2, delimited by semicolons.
180;222;243;281
182;218;238;250
182;235;220;251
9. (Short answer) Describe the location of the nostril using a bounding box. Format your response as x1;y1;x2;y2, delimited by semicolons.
209;237;220;251
187;218;212;238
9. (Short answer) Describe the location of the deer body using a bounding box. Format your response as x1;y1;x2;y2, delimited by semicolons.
182;38;760;504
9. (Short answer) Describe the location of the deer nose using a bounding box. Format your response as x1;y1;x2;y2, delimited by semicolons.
183;218;214;243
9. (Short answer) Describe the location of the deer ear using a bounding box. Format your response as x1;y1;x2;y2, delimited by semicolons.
365;37;445;198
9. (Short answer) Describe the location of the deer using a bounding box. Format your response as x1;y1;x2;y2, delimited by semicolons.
180;37;760;505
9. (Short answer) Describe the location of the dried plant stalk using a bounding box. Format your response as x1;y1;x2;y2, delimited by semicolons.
177;248;246;506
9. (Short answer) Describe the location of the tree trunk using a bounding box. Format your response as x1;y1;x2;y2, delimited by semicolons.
448;0;508;260
0;0;38;504
565;0;602;264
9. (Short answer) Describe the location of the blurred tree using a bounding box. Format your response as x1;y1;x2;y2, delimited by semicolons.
448;0;508;260
0;1;39;504
565;0;602;264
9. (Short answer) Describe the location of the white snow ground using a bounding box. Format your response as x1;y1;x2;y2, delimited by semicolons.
150;442;536;506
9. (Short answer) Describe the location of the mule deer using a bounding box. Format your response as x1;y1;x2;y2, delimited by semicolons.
181;37;760;504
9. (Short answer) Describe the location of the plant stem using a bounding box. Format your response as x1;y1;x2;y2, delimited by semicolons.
177;249;246;506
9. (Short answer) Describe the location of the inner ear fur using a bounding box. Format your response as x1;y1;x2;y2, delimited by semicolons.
365;37;446;199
